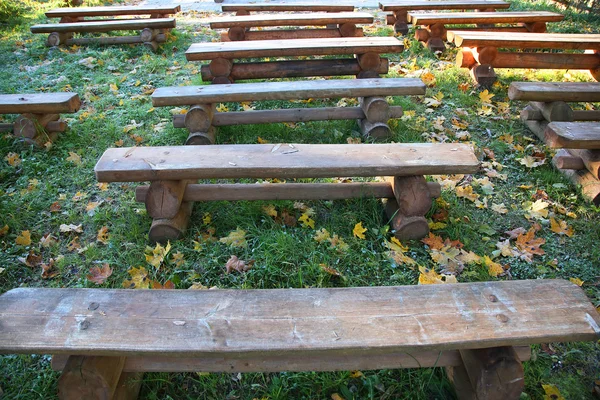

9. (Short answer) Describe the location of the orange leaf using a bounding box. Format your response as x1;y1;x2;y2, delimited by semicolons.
87;264;113;285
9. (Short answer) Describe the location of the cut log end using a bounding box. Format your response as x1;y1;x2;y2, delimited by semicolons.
357;52;381;71
394;21;409;35
228;27;246;41
338;23;358;38
185;104;214;133
140;28;156;43
186;129;216;145
143;41;159;52
457;48;476;68
415;29;430;43
392;215;430;241
471;64;497;88
148;202;193;243
590;68;600;82
212;76;234;84
360;96;390;123
426;38;446;53
359;120;391;140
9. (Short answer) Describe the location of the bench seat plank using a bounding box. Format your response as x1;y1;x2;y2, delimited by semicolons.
0;280;597;357
0;93;81;114
94;143;480;182
152;78;425;106
545;122;600;149
408;11;564;25
508;82;600;102
379;0;510;11
210;12;373;29
221;3;355;12
186;37;403;61
45;5;181;18
30;18;176;34
449;31;600;50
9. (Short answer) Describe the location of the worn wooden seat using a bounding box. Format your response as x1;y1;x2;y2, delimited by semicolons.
379;0;510;34
31;5;179;50
210;12;373;41
408;11;563;52
186;37;403;83
1;280;598;399
508;82;600;204
95;143;478;242
221;3;355;13
0;93;81;146
449;32;600;86
152;78;425;142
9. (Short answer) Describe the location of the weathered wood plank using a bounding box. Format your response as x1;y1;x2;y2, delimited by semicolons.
221;3;354;12
0;93;81;114
0;280;597;357
185;37;404;61
449;31;600;50
45;5;181;18
152;78;425;106
508;82;600;102
408;11;563;25
94;143;480;182
545;122;600;149
379;0;510;11
553;149;600;205
30;18;176;34
210;12;373;28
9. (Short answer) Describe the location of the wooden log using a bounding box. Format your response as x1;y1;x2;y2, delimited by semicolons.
470;64;497;88
113;372;143;400
394;21;409;35
0;120;66;134
457;48;477;68
338;23;358;37
529;101;573;122
13;113;59;139
201;59;389;82
149;201;193;243
357;52;381;71
46;5;181;18
516;106;598;123
474;46;498;65
144;41;159;52
426;38;446;53
220;28;358;42
65;34;166;46
446;363;478;400
359;120;391;139
428;23;447;39
228;26;246;41
32;18;176;34
47;32;71;47
386;14;396;25
390;175;433;217
553;149;600;205
523;119;548;142
553;154;585;170
566;149;600;178
508;81;600;102
145;180;188;220
524;21;547;33
208;58;233;78
57;356;125;400
360;97;390;123
385;198;430;241
173;106;404;127
136;181;442;203
186;128;216;145
140;28;157;42
544;122;600;149
415;29;430;43
184;104;214;133
491;52;600;70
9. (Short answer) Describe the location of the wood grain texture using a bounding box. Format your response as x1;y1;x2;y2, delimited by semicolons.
30;18;176;34
152;78;425;106
508;82;600;102
379;0;510;11
545;122;600;149
185;37;403;61
221;3;354;12
408;11;563;25
486;52;600;70
0;93;80;114
553;149;600;205
449;31;600;50
210;12;373;28
46;5;180;18
94;143;480;182
51;347;532;373
0;280;597;357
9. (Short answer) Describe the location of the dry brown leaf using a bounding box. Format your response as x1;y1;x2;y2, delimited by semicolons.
516;228;545;262
97;226;109;244
60;224;83;233
17;250;43;267
41;259;58;279
87;264;113;285
225;255;254;273
151;280;175;289
50;201;61;212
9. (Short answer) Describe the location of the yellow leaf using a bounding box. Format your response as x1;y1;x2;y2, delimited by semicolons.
328;234;349;253
418;266;457;284
491;203;508;214
349;370;363;378
569;277;584;287
550;218;574;237
0;225;9;236
16;230;31;246
219;228;247;248
262;205;278;218
96;182;109;191
353;222;367;240
241;101;255;111
5;152;21;167
387;237;409;253
109;83;118;93
455;185;479;202
145;241;172;269
299;212;315;229
519;155;545;168
523;199;549;220
542;384;565;400
171;251;185;267
428;221;447;230
482;255;504;277
479;89;495;104
97;226;109;244
216;103;228;112
421;71;436;86
122;266;150;289
313;228;331;243
66;152;82;165
331;394;345;400
257;137;268;144
202;212;211;225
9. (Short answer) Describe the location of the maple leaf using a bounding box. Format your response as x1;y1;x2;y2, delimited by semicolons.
457;82;470;92
491;203;508;214
550;218;574;237
41;259;58;280
97;226;109;244
202;212;211;225
386;238;416;266
328;234;349;252
298;213;315;229
66;152;82;165
542;384;565;400
505;227;527;239
262;204;278;218
456;250;480;265
216;103;228;112
171;251;185;267
5;152;22;167
0;225;9;236
421;232;444;250
479;89;494;104
17;250;43;267
455;185;479;202
569;277;584;287
123;266;150;289
225;255;254;273
219;228;248;248
15;230;31;246
241;101;255;111
257;137;268;144
145;241;172;269
519;155;545;168
87;263;113;285
420;71;436;86
494;239;518;258
314;228;331;243
523;199;549;220
151;280;175;289
515;228;545;262
482;256;505;277
418;266;457;284
60;224;83;233
353;222;367;239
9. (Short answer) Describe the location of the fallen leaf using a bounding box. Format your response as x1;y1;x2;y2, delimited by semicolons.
87;264;113;285
320;263;342;277
50;201;61;212
542;384;565;400
523;199;549;220
479;89;495;104
97;226;109;244
219;228;247;248
66;152;82;165
59;224;83;233
455;185;479;202
145;241;172;269
491;203;508;214
17;250;42;267
0;225;8;236
418;266;457;284
122;266;150;289
171;251;185;267
421;232;445;250
262;204;278;218
569;277;584;287
151;280;176;289
225;255;254;273
550;218;574;237
314;228;331;243
15;230;31;246
5;152;21;167
516;227;545;262
298;212;315;229
353;222;367;240
41;259;58;279
482;255;505;277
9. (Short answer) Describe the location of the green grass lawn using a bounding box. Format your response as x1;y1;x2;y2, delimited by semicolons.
0;0;599;398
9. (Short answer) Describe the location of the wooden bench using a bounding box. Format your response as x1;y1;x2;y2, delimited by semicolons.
30;5;180;50
220;2;355;14
152;78;426;143
509;81;600;204
94;143;478;243
0;93;81;146
379;0;510;34
1;280;598;399
185;37;404;83
449;31;600;86
408;11;563;52
209;12;373;41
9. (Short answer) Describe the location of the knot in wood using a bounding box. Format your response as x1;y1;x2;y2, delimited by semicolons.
88;302;99;311
487;294;498;303
496;314;509;323
79;319;91;330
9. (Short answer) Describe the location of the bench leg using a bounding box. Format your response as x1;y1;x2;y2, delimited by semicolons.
184;104;215;143
358;96;391;140
419;24;446;53
208;58;234;84
149;201;194;243
385;175;438;240
356;52;384;79
339;23;358;37
47;32;72;47
13;113;64;147
114;372;143;400
58;355;126;400
524;22;547;33
590;50;600;81
393;11;409;35
447;347;524;400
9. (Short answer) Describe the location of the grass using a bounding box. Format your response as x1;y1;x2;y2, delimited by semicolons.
0;0;600;398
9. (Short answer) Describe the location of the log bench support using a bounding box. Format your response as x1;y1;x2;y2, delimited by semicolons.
0;113;66;146
46;28;168;51
224;23;363;42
